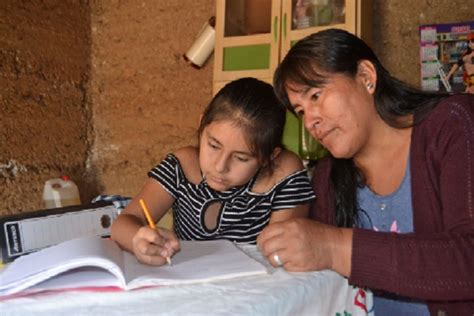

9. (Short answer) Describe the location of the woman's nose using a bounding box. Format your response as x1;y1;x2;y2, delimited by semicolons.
302;97;323;128
303;112;320;132
303;114;312;131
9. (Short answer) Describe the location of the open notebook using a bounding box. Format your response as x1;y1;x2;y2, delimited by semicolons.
0;236;268;298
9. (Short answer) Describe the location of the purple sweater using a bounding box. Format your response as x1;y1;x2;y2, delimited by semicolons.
311;94;474;315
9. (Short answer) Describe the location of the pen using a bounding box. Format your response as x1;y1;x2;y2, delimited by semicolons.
139;198;171;266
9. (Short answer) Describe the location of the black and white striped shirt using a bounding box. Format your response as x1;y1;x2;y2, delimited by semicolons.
148;154;315;244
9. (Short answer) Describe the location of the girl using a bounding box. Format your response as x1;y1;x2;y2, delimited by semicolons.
111;77;314;266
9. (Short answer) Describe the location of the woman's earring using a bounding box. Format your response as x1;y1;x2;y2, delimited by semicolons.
366;82;374;90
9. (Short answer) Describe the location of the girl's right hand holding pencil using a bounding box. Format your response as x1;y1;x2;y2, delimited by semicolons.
132;226;180;266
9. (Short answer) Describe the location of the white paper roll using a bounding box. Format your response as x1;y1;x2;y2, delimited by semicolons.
184;18;216;68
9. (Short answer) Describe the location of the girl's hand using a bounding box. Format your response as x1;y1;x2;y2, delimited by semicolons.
256;218;352;277
132;226;180;266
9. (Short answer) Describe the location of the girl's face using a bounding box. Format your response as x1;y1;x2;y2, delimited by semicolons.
199;120;260;191
285;72;379;159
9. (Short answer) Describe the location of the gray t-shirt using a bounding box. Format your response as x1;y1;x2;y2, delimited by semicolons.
357;159;430;316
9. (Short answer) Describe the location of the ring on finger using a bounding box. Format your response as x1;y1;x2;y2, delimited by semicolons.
273;253;283;266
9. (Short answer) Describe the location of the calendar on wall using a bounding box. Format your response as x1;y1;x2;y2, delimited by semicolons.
419;21;473;93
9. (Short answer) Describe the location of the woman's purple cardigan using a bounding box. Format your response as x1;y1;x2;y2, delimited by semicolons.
311;94;474;315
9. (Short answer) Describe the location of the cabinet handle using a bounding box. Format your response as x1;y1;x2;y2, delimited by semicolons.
283;13;287;40
273;16;278;43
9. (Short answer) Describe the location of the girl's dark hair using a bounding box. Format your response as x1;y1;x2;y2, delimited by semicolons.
274;28;450;227
198;77;286;170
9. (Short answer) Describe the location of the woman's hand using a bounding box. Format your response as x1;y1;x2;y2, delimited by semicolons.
256;218;353;277
132;226;180;266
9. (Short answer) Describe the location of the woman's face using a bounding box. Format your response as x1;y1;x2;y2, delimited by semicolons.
199;120;260;191
285;72;379;159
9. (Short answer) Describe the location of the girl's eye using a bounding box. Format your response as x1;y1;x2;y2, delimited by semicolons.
209;142;219;149
234;155;249;162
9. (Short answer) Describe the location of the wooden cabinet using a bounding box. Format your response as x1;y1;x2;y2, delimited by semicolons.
212;0;373;155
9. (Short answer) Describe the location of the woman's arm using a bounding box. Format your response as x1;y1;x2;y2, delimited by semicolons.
257;217;353;276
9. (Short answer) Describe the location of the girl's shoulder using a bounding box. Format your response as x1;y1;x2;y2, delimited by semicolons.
253;149;305;193
172;146;201;184
273;149;305;176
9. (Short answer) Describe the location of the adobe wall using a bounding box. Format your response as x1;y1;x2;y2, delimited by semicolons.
1;1;92;215
0;1;471;215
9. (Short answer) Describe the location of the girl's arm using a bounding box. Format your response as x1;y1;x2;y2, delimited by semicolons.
269;204;309;223
111;178;178;265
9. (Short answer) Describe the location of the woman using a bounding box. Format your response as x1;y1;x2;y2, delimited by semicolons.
257;29;474;315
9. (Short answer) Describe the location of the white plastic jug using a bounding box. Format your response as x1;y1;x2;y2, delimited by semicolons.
43;176;81;208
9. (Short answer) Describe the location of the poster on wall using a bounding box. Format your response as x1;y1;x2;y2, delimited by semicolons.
419;21;473;93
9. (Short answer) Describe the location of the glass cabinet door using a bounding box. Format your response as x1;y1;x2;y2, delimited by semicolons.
292;0;347;30
213;0;281;82
280;0;356;57
224;0;273;37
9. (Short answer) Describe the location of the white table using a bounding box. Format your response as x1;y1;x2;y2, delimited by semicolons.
0;246;373;316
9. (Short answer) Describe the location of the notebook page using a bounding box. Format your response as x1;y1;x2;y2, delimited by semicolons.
0;237;124;295
123;239;268;289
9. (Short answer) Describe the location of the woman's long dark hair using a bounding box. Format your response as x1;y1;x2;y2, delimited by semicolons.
274;29;450;227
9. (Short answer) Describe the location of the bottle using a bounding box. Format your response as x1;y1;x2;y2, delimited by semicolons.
43;175;81;209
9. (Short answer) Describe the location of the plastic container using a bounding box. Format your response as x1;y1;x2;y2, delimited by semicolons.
43;176;81;209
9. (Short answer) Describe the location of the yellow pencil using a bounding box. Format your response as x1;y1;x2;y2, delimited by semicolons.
139;198;171;265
